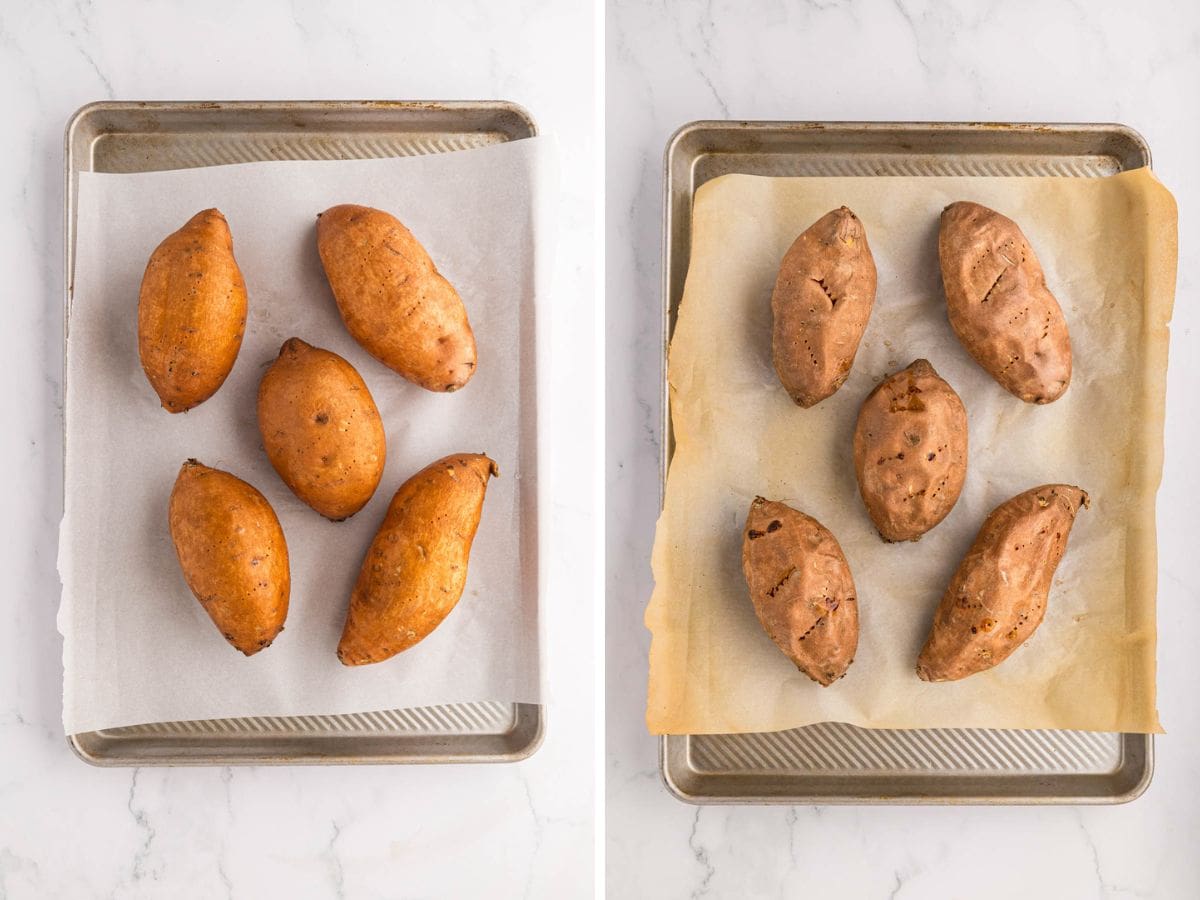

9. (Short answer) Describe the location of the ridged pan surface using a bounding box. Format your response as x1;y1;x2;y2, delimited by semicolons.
660;121;1153;804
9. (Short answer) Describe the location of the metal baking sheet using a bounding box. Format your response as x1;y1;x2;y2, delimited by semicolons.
659;121;1154;804
64;100;543;766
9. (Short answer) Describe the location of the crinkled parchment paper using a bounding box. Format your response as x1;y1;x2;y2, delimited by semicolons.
647;168;1176;735
60;138;554;735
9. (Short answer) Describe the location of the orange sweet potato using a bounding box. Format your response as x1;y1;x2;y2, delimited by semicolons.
317;204;477;392
138;209;247;412
338;453;497;666
168;460;290;655
257;337;386;521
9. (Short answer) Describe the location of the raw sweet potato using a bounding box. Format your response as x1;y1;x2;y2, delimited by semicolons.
317;204;477;392
916;484;1088;681
257;337;386;521
741;497;859;686
168;460;290;655
137;209;247;412
337;453;497;666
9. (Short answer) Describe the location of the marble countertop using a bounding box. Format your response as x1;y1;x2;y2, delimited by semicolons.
1;1;595;897
606;1;1200;897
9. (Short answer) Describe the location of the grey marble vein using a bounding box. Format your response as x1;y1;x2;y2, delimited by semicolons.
126;770;157;885
686;808;714;898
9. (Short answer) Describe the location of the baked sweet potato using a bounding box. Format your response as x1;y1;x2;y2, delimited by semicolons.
257;337;386;521
337;453;497;666
853;359;968;542
138;209;248;412
317;204;476;392
939;201;1071;403
916;484;1088;681
168;460;290;655
741;497;859;686
771;206;877;407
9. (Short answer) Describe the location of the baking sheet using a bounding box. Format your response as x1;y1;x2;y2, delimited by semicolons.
59;136;553;735
647;167;1175;736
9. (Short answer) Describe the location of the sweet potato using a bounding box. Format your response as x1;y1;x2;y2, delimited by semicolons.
916;484;1089;681
257;337;386;521
317;204;477;392
771;206;877;407
741;497;859;686
168;460;290;655
137;209;247;412
853;359;968;542
939;201;1072;403
337;453;497;666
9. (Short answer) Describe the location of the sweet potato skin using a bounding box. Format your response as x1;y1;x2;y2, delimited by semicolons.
317;204;476;392
137;209;247;412
741;497;859;686
337;453;497;666
939;201;1072;403
168;460;290;655
853;359;968;542
916;484;1088;682
771;206;877;407
257;338;386;521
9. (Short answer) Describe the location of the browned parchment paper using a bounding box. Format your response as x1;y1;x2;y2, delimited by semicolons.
647;168;1176;735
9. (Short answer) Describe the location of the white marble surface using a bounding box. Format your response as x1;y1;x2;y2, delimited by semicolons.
1;1;595;898
607;1;1200;897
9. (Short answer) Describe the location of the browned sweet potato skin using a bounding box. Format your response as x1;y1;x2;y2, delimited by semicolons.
916;484;1088;681
168;460;290;655
138;209;248;412
853;359;968;542
257;338;386;521
317;204;476;392
939;201;1072;404
771;206;877;407
337;453;497;666
741;497;859;686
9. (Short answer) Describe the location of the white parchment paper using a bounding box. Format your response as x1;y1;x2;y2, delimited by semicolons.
59;138;554;734
647;169;1176;736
